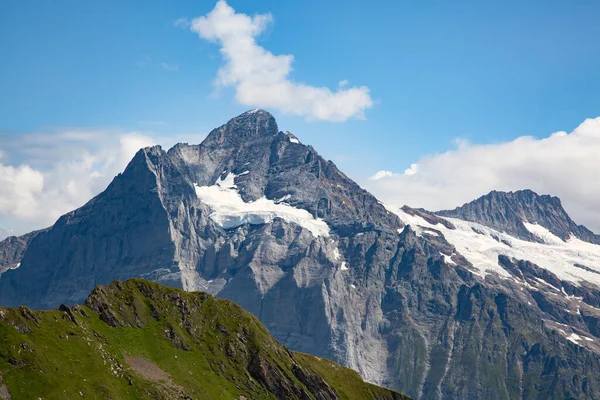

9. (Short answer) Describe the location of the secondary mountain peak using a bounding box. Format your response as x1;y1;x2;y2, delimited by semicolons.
436;189;600;244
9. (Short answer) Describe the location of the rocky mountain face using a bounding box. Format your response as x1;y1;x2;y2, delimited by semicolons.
436;189;600;244
0;279;408;400
2;110;600;399
0;229;45;275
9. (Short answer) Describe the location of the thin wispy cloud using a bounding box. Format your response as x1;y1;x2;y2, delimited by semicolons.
136;55;151;68
174;17;190;28
365;116;600;232
160;62;179;72
190;0;373;122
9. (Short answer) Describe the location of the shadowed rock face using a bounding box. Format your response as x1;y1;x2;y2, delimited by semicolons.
436;189;600;244
2;110;600;399
0;229;46;275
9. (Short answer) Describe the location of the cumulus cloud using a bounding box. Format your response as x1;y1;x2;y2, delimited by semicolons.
190;0;373;122
0;163;44;221
404;163;418;176
0;129;205;238
369;170;393;181
365;117;600;233
0;130;156;238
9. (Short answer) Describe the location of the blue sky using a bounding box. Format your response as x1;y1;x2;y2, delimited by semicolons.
1;0;600;235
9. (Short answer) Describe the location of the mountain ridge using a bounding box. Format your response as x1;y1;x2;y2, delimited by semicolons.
435;189;600;244
0;278;409;400
2;110;600;399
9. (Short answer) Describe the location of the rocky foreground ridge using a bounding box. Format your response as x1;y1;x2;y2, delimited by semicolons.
2;110;600;399
0;279;408;400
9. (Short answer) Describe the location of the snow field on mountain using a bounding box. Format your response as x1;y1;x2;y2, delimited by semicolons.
391;208;600;286
195;173;330;238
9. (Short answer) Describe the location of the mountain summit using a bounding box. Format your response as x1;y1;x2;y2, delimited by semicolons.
436;189;600;244
2;111;600;399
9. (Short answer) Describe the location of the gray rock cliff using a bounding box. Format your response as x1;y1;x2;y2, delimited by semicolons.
2;110;600;399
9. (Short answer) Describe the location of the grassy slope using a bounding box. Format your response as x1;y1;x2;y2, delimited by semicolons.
0;279;410;400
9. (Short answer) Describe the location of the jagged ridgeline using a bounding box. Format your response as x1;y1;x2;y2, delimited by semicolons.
3;110;600;399
0;279;409;400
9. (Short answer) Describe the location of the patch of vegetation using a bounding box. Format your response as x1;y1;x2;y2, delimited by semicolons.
0;279;410;400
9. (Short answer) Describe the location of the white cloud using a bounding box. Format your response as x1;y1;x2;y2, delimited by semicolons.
404;163;418;176
369;170;393;181
0;163;44;221
0;129;205;237
190;0;373;122
0;130;155;236
364;117;600;233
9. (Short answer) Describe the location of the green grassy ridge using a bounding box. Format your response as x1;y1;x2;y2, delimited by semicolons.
0;279;410;400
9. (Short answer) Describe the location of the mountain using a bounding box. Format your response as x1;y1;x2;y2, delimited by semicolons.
0;279;408;400
2;110;600;399
436;189;600;244
0;229;45;275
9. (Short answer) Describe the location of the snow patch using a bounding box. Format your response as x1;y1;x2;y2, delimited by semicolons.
275;194;291;203
534;278;560;292
289;137;300;144
442;253;455;265
523;222;565;245
341;262;349;271
389;208;600;286
332;248;341;261
567;333;583;345
2;262;21;273
215;172;237;188
195;174;330;238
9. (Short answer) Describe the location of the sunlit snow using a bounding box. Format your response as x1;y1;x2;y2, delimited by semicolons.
332;247;341;261
523;222;566;245
567;333;584;345
390;208;600;286
195;173;330;238
0;262;21;276
275;194;291;203
441;253;455;265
